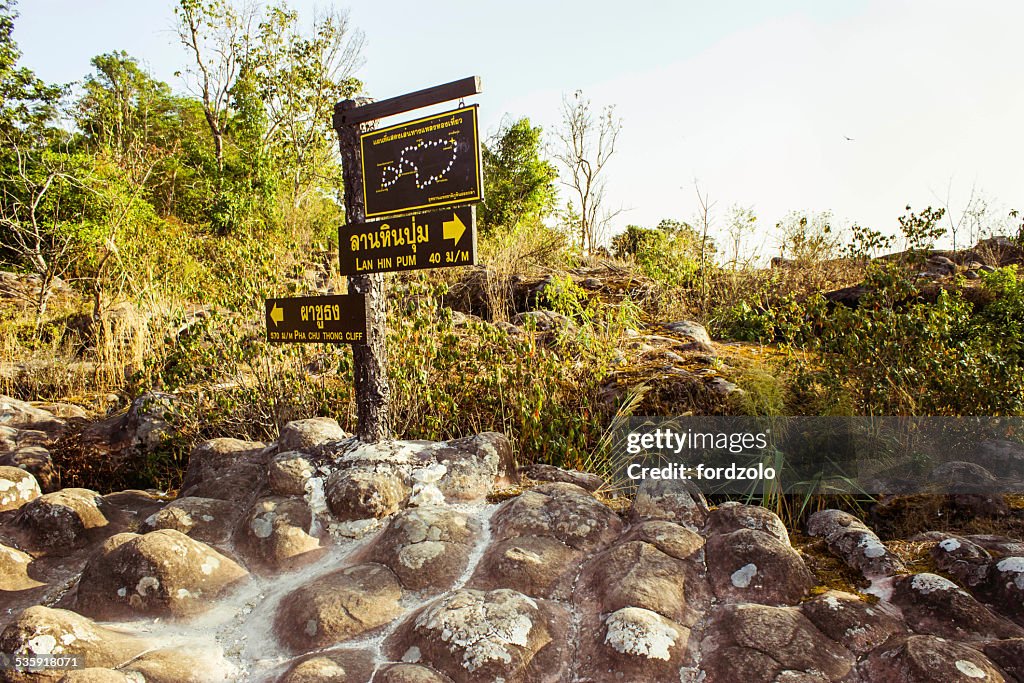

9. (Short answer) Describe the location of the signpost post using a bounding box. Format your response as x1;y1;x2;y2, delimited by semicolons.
261;76;482;443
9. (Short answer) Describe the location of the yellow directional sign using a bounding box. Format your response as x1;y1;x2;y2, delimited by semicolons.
339;205;476;277
264;295;367;345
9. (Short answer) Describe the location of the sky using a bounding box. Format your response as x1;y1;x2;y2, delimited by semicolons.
12;0;1024;253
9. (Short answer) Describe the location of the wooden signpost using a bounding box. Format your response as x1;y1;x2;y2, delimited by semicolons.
263;77;483;441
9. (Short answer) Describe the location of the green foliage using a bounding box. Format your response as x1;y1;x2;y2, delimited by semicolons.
611;219;704;287
481;117;558;235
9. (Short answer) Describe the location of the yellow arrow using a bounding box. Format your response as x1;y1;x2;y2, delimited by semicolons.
270;302;284;326
443;212;467;246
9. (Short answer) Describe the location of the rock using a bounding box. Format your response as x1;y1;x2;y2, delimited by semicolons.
237;496;320;570
491;482;622;552
277;649;376;683
181;437;269;493
512;310;576;334
578;606;691;681
966;535;1024;558
326;466;410;521
366;506;480;591
268;451;315;496
375;663;454;682
629;477;709;530
421;432;516;502
0;466;40;511
973;440;1024;478
705;529;814;605
799;590;905;654
619;520;705;561
57;670;135;682
0;396;67;439
469;535;582;600
182;461;266;502
384;588;569;683
706;502;789;544
862;635;1006;682
984;557;1024;626
141;496;240;545
806;509;906;580
121;645;237;682
983;639;1024;682
0;446;57;492
15;489;109;550
123;392;178;455
277;417;348;454
661;320;715;353
74;529;248;619
889;573;1023;641
0;606;151;676
273;563;402;653
929;461;1000;493
928;534;993;587
700;603;854;683
0;542;44;591
524;463;604;492
576;539;710;628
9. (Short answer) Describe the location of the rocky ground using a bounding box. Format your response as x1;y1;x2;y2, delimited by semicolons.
2;400;1024;681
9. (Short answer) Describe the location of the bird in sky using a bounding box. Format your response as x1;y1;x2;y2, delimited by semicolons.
843;135;855;141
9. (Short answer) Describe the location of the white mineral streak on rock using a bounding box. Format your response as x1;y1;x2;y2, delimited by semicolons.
731;563;758;588
305;474;328;538
955;659;988;679
201;555;221;576
939;538;962;552
823;595;842;610
415;591;534;672
26;634;57;655
604;607;679;661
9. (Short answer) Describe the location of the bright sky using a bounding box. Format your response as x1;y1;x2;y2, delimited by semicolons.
13;0;1024;252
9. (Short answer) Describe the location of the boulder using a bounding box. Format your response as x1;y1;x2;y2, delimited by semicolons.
0;606;151;679
268;451;315;496
524;463;604;492
0;466;40;511
366;506;480;591
75;529;248;619
983;639;1024;682
0;446;57;492
140;496;240;546
0;396;67;439
806;509;906;580
384;588;570;683
326;466;410;521
629;477;708;530
120;645;238;683
862;635;1006;682
420;432;516;502
889;573;1023;641
375;663;454;682
512;310;576;334
578;606;692;682
620;520;705;560
277;417;348;454
706;502;789;544
799;590;905;654
984;557;1024;626
575;539;710;627
57;670;135;683
0;542;44;591
705;529;814;605
273;563;402;653
928;534;993;587
490;482;622;552
15;489;109;550
700;604;855;683
276;649;376;683
237;496;320;570
470;535;582;600
180;437;269;493
661;320;715;353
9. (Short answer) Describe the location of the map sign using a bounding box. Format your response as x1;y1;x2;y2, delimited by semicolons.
339;206;476;276
360;105;482;218
265;295;367;344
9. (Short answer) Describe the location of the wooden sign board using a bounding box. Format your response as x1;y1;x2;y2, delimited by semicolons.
265;295;367;344
339;205;476;276
360;105;482;219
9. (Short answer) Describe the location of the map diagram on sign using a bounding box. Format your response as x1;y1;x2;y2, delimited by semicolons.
360;105;482;218
379;137;459;191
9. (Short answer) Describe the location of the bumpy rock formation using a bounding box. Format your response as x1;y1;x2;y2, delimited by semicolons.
4;400;1024;681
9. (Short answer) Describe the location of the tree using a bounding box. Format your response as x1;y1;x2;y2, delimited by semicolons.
554;90;622;253
0;0;63;145
253;3;363;209
481;116;557;234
